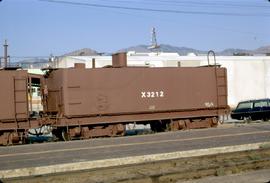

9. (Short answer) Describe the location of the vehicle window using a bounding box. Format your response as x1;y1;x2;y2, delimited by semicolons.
237;102;252;109
254;101;268;107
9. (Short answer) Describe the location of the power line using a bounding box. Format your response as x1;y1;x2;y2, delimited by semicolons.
96;0;270;9
39;0;270;17
148;0;270;9
91;0;270;10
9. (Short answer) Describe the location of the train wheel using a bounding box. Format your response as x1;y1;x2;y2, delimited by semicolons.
61;130;71;141
169;120;186;131
52;129;63;141
111;124;126;137
150;121;166;132
210;117;218;127
263;117;269;122
0;133;9;146
7;132;20;145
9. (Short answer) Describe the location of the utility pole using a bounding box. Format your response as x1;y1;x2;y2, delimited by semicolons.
3;40;8;67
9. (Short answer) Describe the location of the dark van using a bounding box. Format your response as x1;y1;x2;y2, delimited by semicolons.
231;99;270;121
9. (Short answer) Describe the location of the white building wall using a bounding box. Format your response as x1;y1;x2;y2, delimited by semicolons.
53;54;202;68
220;61;266;108
53;56;120;68
200;57;270;107
264;60;270;99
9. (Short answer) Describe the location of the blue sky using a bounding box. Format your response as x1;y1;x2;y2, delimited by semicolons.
0;0;269;59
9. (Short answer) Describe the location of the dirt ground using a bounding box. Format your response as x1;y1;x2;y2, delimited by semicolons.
182;168;270;183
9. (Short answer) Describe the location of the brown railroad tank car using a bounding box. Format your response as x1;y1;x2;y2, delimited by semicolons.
45;67;226;117
42;53;229;140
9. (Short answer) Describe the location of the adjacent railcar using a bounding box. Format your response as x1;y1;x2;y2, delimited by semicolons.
0;69;42;145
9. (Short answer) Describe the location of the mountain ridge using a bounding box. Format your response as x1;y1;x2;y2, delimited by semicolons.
118;44;270;56
58;44;270;56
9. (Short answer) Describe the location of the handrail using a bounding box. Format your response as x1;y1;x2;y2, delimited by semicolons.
207;50;217;66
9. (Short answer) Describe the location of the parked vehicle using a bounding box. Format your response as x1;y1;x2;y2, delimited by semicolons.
231;99;270;121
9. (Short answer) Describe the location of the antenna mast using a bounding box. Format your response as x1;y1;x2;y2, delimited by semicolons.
1;40;9;68
148;27;160;50
3;40;8;67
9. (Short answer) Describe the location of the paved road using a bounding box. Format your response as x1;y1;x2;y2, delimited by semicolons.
0;123;270;171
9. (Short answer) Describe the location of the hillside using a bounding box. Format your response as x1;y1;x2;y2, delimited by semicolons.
119;44;270;56
63;48;99;56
